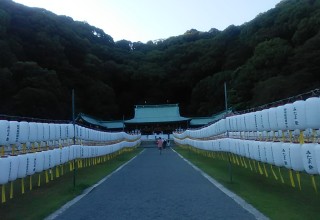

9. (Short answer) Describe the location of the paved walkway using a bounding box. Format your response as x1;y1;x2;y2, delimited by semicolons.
49;146;265;220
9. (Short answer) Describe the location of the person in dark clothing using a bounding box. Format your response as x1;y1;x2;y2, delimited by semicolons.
162;139;167;149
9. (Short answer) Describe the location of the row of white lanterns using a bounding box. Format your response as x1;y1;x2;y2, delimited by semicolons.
174;97;320;140
0;140;141;200
0;120;141;152
174;137;319;175
0;119;141;203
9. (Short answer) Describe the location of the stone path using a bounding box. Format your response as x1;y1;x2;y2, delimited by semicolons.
49;145;265;220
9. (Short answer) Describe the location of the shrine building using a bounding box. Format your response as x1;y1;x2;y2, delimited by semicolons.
124;104;190;134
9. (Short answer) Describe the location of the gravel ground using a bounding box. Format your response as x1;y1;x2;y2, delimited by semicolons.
52;146;258;220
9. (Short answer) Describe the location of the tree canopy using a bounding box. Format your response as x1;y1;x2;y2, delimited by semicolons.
0;0;319;120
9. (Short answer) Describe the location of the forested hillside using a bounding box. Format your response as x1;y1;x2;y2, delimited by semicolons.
0;0;320;120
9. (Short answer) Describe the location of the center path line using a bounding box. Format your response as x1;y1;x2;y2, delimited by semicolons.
48;147;267;220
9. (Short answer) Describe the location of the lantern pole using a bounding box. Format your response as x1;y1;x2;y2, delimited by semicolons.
72;89;76;188
122;115;125;131
224;82;233;183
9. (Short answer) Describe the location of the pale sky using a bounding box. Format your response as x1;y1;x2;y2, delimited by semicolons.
13;0;282;43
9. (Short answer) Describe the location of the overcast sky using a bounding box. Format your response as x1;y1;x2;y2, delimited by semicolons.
13;0;282;42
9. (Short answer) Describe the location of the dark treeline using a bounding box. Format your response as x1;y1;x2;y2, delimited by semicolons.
0;0;320;120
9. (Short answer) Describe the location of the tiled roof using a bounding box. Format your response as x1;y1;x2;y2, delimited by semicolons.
125;104;190;124
77;114;124;129
100;121;124;129
78;114;105;128
190;109;232;127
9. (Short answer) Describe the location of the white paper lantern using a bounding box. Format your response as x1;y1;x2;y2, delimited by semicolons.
69;146;75;161
313;144;320;174
0;120;10;146
237;115;245;132
68;124;74;141
276;106;286;131
259;141;267;163
284;103;295;131
251;141;259;161
62;147;69;164
211;140;217;152
17;154;28;178
220;119;227;134
35;151;45;173
43;123;50;142
43;150;50;170
53;148;62;166
203;141;212;151
246;113;254;132
90;147;95;158
272;142;284;167
18;122;29;144
75;145;81;159
265;142;275;165
292;100;307;130
75;125;82;140
281;143;292;169
261;109;271;131
242;140;250;158
49;150;56;169
80;146;85;158
28;122;38;143
247;140;255;160
238;140;246;157
233;116;239;132
228;138;235;154
26;153;36;176
289;143;304;171
255;111;263;132
268;108;279;131
222;138;230;153
8;155;19;182
49;123;56;142
235;139;241;156
225;117;231;132
84;146;90;158
36;123;44;142
84;128;90;141
55;124;61;141
305;97;320;129
8;121;19;145
60;124;67;141
301;143;318;174
0;156;11;184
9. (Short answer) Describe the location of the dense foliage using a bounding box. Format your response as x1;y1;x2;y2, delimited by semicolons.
0;0;320;120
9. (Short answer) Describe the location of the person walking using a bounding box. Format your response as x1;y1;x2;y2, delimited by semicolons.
162;139;167;150
157;137;163;155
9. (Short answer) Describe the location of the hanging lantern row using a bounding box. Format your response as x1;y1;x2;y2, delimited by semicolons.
174;97;320;141
0;120;141;203
174;138;319;175
173;96;320;191
0;121;141;154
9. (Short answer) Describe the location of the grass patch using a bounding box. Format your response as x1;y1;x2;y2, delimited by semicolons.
0;148;142;220
175;146;320;220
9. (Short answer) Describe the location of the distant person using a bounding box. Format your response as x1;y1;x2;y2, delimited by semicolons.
167;139;170;148
157;137;163;154
162;139;167;149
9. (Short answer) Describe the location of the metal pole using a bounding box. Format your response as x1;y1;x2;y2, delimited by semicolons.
122;115;124;131
224;82;232;183
224;82;228;112
72;89;76;188
72;89;75;145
